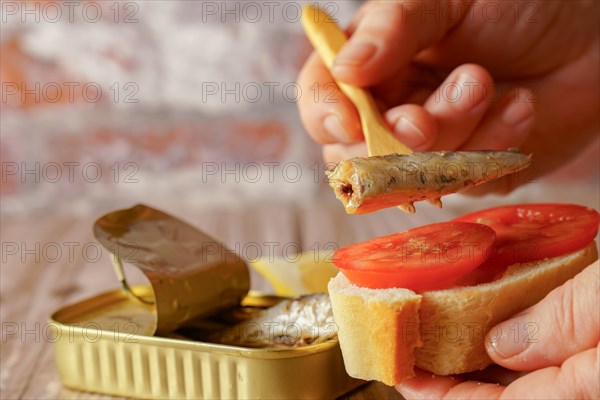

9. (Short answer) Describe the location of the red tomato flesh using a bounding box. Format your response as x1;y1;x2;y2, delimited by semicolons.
454;203;600;284
333;222;496;292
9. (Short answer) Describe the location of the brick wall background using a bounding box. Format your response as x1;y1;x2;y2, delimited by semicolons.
1;1;360;216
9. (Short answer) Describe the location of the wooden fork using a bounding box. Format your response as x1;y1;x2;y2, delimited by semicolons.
302;5;442;212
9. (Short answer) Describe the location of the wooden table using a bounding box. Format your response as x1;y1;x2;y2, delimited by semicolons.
1;195;409;399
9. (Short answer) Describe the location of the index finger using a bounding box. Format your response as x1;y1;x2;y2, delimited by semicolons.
297;52;363;144
332;0;467;87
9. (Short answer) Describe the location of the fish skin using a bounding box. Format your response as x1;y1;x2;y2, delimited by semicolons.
326;150;532;214
207;294;336;347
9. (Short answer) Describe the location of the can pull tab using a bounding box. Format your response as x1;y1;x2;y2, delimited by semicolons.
111;256;154;305
94;204;251;335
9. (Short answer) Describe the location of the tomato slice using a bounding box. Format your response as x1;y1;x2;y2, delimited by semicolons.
455;203;600;283
333;222;496;292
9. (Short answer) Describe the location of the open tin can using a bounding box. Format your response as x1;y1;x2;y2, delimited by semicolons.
49;204;363;399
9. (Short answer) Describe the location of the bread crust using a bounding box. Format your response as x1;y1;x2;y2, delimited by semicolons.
328;275;421;385
328;242;598;384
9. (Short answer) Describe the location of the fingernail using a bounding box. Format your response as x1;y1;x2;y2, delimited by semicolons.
502;100;534;126
450;73;484;112
393;117;427;149
487;316;532;359
323;114;349;142
333;41;377;67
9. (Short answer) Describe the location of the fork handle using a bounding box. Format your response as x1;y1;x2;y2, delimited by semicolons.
301;5;412;156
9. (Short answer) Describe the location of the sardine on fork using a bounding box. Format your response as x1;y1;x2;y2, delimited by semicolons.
302;6;532;215
326;149;532;214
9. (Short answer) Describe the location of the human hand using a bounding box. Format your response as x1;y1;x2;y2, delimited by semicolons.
298;1;599;194
396;260;600;399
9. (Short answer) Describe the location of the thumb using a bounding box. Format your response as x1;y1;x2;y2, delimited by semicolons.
485;260;600;371
331;1;464;87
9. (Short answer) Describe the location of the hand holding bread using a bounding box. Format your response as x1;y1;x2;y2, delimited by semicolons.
327;204;599;395
398;261;600;399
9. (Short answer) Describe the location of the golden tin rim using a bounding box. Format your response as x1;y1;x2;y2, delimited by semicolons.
50;287;339;360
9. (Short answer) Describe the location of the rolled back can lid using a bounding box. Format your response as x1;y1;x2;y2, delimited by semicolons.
94;204;250;335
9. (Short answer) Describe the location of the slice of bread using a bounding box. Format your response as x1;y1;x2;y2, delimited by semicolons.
328;242;598;385
328;277;421;384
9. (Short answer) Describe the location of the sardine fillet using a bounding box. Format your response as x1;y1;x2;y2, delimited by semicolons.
207;294;335;347
326;150;532;214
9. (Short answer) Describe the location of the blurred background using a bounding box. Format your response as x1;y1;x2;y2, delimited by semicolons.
1;0;365;216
